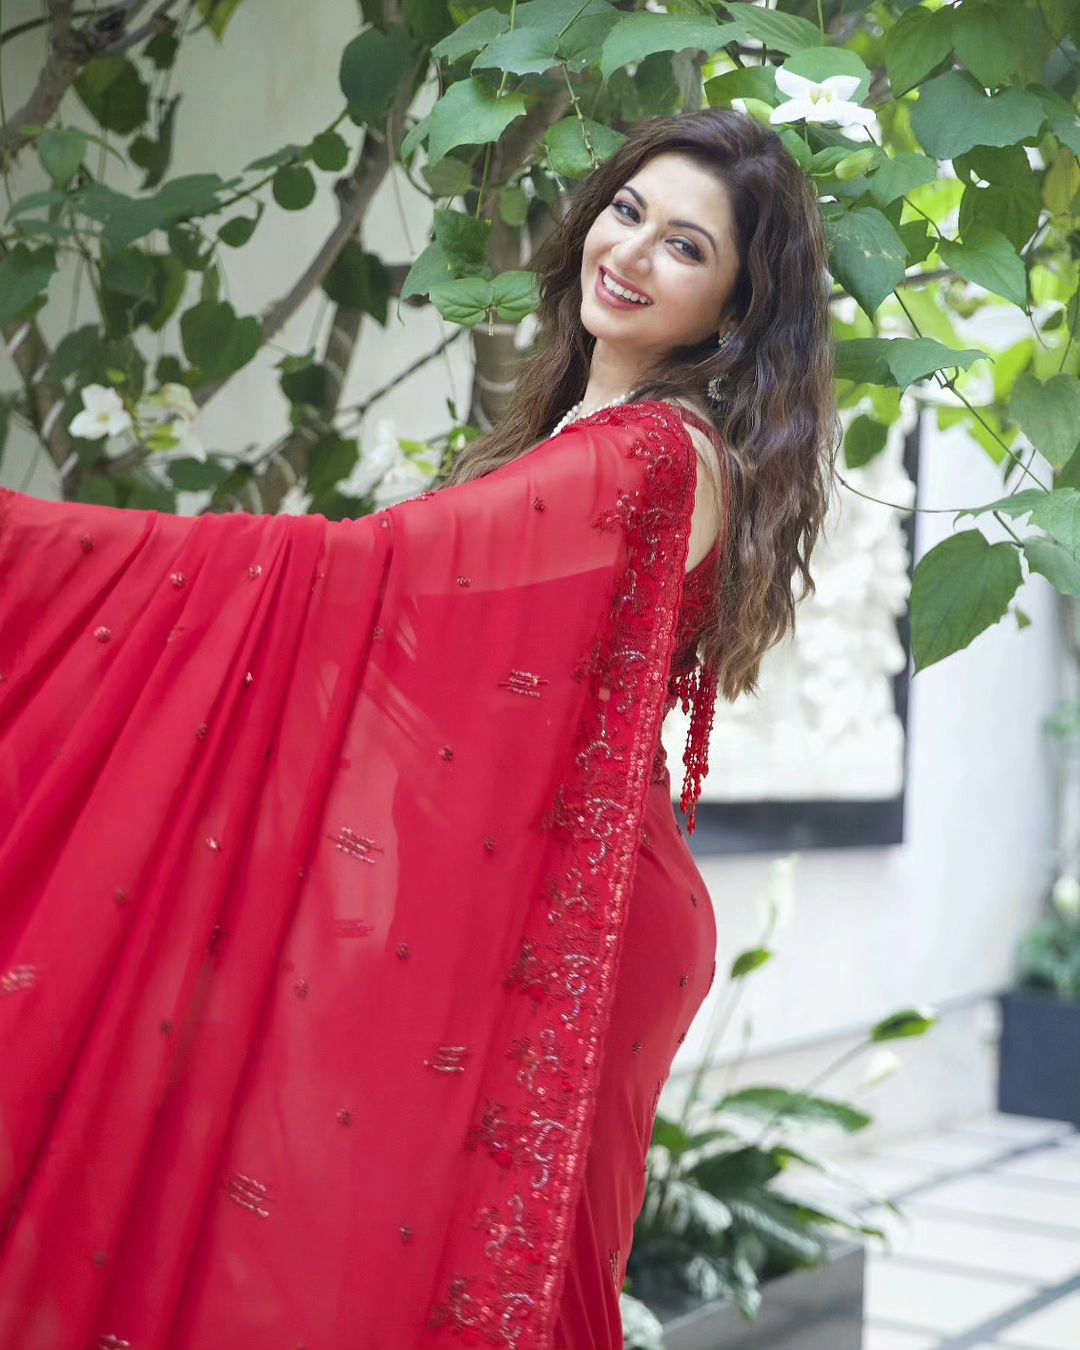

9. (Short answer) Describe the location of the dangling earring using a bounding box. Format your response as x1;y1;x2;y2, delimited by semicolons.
707;328;734;405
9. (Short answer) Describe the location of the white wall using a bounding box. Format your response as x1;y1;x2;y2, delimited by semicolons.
1;0;1063;1141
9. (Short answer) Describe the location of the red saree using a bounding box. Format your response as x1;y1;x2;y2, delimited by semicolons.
0;400;708;1349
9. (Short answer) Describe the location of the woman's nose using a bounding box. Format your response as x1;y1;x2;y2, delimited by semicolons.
610;234;652;275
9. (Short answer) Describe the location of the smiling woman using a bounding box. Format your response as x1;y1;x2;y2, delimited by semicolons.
0;107;838;1350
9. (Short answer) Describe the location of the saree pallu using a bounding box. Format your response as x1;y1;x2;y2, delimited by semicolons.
0;400;698;1350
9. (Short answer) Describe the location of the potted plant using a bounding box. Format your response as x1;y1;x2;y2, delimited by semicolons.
621;856;937;1348
998;588;1080;1128
998;869;1080;1126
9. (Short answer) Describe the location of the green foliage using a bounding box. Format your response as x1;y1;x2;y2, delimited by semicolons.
2;0;1078;667
627;904;932;1318
1016;913;1080;1000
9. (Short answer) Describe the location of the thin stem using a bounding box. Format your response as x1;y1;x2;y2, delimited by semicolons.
475;0;516;218
560;61;598;169
0;0;14;212
892;288;1050;492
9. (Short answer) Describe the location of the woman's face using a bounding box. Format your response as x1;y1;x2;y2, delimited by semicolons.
579;152;741;360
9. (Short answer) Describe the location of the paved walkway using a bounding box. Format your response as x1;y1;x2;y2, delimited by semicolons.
805;1111;1080;1349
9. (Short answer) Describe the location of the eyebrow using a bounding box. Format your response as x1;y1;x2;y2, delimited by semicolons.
622;183;717;253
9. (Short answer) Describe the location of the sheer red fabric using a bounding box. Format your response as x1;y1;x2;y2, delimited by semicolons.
0;400;718;1349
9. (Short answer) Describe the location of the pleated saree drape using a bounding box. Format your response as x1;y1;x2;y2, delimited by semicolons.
0;401;699;1350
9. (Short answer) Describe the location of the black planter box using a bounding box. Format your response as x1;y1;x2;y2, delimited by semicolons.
654;1240;865;1350
998;987;1080;1126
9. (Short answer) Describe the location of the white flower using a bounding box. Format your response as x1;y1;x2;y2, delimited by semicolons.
69;384;133;440
758;852;800;933
859;1048;902;1088
1052;874;1080;923
135;384;205;461
770;69;877;131
154;383;198;423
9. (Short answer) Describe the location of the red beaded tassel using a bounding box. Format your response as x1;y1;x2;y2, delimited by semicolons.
675;654;719;834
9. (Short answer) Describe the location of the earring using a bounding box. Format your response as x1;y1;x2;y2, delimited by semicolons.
708;329;734;404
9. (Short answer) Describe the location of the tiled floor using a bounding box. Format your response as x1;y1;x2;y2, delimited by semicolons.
787;1111;1080;1350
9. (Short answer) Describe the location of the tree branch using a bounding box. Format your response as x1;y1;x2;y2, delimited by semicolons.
0;0;185;168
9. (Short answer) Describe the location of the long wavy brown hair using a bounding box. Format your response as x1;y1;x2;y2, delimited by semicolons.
442;108;839;702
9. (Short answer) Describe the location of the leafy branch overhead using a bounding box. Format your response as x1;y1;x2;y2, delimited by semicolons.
0;0;1078;664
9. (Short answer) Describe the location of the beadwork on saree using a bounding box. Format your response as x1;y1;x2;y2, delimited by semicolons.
0;401;699;1350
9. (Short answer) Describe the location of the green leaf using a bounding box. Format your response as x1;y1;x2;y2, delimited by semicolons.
472;26;562;76
871;1008;938;1041
778;128;812;170
307;431;360;497
76;474;120;507
272;163;316;210
910;530;1022;671
321;242;391;323
704;65;777;109
689;1146;782;1197
433;207;492;273
1026;488;1080;556
38;129;87;188
546;117;626;179
870;152;938;207
87;175;227;252
400;240;455;300
179;299;261;383
196;0;248;39
421;156;473;197
1025;536;1080;599
721;4;820;54
845;415;888;469
836;337;988;391
429;275;495;326
218;208;261;248
911;73;1047;160
717;1087;871;1133
1008;372;1080;468
74;57;149;135
958;178;1041;255
726;1192;827;1264
937;227;1027;308
340;26;416;128
1058;446;1080;491
425;79;527;165
403;0;454;45
278;353;329;405
0;244;55;327
834;148;876;183
309;130;349;172
499;185;528;227
823;207;908;318
898;219;934;265
730;947;773;979
884;5;953;97
599;14;744;83
432;8;508;62
972;491;1080;558
951;1;1019;88
490;269;539;321
129;94;179;191
167;456;232;491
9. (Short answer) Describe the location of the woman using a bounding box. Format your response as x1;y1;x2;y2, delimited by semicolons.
0;110;835;1349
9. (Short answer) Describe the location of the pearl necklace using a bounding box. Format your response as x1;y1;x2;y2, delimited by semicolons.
547;393;631;439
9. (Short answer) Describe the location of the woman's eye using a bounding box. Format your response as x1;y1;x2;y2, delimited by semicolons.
613;199;639;221
673;238;702;261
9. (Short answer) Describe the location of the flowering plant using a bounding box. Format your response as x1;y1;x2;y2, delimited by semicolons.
622;855;937;1325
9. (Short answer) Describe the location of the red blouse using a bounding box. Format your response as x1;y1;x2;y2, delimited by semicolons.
648;407;729;833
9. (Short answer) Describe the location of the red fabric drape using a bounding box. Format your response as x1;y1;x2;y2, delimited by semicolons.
0;400;698;1349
